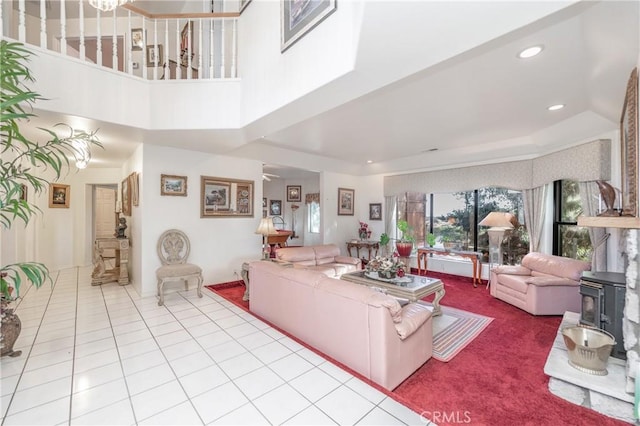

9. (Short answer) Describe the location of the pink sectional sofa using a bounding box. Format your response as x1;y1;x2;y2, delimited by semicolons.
275;244;361;277
249;261;433;390
490;252;590;315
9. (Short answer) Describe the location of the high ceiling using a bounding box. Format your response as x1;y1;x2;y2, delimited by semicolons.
23;1;640;179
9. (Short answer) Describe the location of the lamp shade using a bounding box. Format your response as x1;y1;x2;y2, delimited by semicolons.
479;212;514;229
255;217;277;235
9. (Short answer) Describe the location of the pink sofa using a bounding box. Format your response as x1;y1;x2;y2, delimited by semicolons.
490;252;590;315
275;244;361;277
249;261;433;390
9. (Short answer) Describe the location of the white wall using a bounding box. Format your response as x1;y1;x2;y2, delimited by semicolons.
139;144;263;297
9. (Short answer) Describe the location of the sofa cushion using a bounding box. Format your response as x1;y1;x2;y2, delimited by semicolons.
305;265;340;277
313;244;341;260
316;278;403;319
525;276;579;287
493;265;531;276
497;274;530;294
276;246;316;262
521;252;590;281
395;303;432;340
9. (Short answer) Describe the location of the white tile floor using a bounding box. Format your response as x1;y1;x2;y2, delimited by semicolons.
1;267;432;425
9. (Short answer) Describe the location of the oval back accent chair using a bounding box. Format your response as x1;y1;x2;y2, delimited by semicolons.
156;229;203;306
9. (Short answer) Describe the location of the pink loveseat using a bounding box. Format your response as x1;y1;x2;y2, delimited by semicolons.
490;252;590;315
275;244;361;277
249;261;433;390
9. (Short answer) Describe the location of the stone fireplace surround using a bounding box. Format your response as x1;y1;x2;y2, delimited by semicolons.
544;230;639;423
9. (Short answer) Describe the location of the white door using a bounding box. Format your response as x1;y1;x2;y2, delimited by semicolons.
95;187;116;239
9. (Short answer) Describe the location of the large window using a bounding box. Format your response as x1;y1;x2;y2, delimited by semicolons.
395;188;529;264
553;180;591;261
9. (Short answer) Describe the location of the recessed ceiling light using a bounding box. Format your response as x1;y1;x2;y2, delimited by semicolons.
547;104;565;111
366;160;373;164
518;45;543;59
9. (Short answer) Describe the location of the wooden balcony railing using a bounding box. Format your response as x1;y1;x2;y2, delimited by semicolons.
0;1;240;81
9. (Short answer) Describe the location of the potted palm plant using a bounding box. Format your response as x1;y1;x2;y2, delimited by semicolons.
1;41;101;357
396;220;414;257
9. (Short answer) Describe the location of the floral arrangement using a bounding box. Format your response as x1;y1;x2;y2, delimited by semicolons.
358;221;372;240
366;255;406;278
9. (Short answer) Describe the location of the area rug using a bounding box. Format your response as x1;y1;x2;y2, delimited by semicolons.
206;281;492;362
424;304;493;362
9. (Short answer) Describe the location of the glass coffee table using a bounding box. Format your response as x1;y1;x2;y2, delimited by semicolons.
340;270;445;316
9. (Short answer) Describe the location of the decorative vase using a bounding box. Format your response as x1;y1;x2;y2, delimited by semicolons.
1;304;22;357
378;270;396;279
396;241;413;257
359;232;368;241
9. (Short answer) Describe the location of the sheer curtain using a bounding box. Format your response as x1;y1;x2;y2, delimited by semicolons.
384;196;397;240
522;185;548;253
579;181;608;271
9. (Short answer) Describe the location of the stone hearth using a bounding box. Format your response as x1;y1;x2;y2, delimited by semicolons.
544;311;635;423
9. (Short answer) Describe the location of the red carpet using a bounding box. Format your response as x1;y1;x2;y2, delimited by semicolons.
206;273;626;426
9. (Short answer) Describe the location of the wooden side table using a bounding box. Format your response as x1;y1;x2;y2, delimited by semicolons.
92;238;129;286
241;259;293;301
346;240;380;261
417;247;483;287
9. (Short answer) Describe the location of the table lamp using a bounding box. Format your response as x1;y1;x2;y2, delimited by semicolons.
479;212;514;266
255;217;277;259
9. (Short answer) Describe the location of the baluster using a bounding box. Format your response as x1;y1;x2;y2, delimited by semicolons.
220;19;226;78
79;0;85;60
231;18;237;78
176;19;181;79
18;0;25;42
187;20;192;79
112;9;117;71
209;20;214;78
127;11;132;74
164;19;169;80
40;0;47;48
153;20;158;80
60;0;67;55
97;9;102;66
197;19;203;80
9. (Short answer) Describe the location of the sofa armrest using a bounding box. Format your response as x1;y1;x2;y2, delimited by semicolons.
493;265;531;276
394;303;432;340
525;276;579;287
334;255;361;266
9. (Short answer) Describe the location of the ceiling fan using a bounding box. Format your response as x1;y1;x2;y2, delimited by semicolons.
262;172;279;181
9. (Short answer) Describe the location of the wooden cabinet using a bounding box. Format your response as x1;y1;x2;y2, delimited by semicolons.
92;238;129;286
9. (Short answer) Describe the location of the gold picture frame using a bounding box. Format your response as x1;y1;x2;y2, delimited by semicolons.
620;67;638;217
161;174;187;196
337;187;354;216
201;176;254;217
49;183;70;208
129;172;139;207
121;177;131;216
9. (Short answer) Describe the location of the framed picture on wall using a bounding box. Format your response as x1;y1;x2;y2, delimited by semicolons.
130;172;139;207
131;28;144;51
121;177;131;216
369;203;382;220
269;199;282;216
161;174;187;196
337;187;354;216
146;44;163;67
49;183;70;208
620;67;638;217
287;185;302;202
201;176;254;218
281;0;337;52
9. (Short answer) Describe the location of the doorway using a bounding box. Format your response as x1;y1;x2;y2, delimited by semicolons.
93;185;118;266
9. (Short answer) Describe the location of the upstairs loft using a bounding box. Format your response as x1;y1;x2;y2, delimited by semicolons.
2;1;639;178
